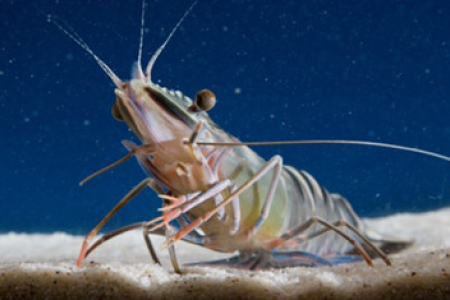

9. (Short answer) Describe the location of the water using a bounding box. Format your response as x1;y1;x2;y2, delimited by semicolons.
2;0;450;234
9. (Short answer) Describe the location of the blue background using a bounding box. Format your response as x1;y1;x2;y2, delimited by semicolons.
2;0;450;234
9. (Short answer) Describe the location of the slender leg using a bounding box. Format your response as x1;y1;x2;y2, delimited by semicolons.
159;183;241;232
240;156;282;238
77;178;156;267
165;223;181;273
175;214;204;240
228;185;240;234
143;226;161;266
265;216;385;267
273;218;390;265
79;143;155;186
85;222;146;258
161;195;181;273
83;220;211;273
162;155;283;248
146;179;235;232
160;180;231;213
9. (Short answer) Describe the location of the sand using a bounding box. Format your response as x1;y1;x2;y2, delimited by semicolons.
1;208;450;300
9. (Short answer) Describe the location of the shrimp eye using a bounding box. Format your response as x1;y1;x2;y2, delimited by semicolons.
190;89;216;112
111;102;123;121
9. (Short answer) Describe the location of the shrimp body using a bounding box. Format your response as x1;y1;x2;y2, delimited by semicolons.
108;67;410;268
53;1;416;271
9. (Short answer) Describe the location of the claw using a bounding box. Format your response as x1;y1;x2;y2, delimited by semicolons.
158;194;187;211
158;206;174;212
159;194;181;202
148;209;182;233
158;201;183;212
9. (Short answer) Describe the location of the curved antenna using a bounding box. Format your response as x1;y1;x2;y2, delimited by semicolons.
145;0;198;82
49;16;123;88
190;139;450;162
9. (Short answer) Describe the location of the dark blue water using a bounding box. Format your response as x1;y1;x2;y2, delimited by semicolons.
2;0;450;234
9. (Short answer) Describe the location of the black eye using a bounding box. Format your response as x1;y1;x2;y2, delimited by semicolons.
190;89;216;112
111;102;123;121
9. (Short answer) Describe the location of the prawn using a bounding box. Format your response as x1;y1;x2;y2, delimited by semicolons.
51;1;450;273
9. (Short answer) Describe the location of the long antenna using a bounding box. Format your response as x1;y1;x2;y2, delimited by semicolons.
136;0;147;79
189;139;450;162
145;0;198;82
48;16;123;88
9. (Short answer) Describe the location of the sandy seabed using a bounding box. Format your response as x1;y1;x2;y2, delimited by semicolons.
1;208;450;300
